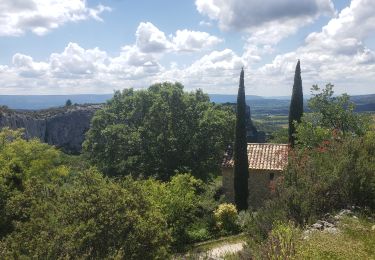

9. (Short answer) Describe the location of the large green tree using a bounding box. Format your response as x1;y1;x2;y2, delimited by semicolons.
234;68;249;211
83;82;235;180
288;60;304;146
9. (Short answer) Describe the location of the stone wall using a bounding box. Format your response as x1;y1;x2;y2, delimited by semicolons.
222;168;281;209
248;170;280;209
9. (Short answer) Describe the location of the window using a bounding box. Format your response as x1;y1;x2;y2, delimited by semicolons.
269;172;275;181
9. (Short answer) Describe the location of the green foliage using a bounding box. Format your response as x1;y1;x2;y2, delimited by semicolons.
261;221;299;260
282;132;375;224
0;128;69;238
1;169;170;259
214;203;239;234
296;84;371;148
288;60;303;146
83;82;235;180
269;127;289;144
140;173;221;249
0;129;171;258
295;216;375;259
234;68;249;210
244;200;288;243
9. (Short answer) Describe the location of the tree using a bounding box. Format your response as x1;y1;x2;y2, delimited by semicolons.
83;82;235;180
288;60;303;146
295;84;371;148
65;99;72;107
234;68;249;211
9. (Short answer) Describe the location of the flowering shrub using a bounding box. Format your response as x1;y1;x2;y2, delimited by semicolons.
214;203;238;233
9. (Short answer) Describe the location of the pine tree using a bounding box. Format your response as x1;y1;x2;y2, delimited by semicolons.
234;68;249;210
288;60;303;147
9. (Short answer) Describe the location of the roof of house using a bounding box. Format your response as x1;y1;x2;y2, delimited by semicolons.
222;143;289;171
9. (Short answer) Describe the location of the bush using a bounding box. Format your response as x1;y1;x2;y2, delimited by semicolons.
0;129;171;259
244;199;288;242
260;221;299;260
0;169;171;259
282;132;375;225
214;203;239;234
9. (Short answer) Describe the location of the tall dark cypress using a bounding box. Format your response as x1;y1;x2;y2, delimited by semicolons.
288;60;303;147
234;68;249;211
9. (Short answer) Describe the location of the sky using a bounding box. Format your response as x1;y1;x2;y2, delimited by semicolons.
0;0;374;96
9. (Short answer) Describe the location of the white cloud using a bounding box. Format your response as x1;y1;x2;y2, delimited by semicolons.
254;0;375;95
172;30;222;52
196;0;335;47
199;20;212;27
0;0;111;36
135;22;222;53
156;49;245;93
196;0;334;32
49;42;109;78
136;22;172;53
12;53;49;77
1;1;375;96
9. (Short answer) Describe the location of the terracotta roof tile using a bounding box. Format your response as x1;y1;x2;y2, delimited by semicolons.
222;143;289;171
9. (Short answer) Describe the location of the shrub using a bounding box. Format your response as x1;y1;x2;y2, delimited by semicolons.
261;221;299;260
244;199;288;242
214;203;238;234
0;169;171;259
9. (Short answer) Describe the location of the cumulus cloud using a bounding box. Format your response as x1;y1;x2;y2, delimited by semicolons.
136;22;172;53
135;22;222;53
172;30;222;52
12;53;49;77
49;43;109;78
0;0;111;36
1;1;375;95
196;0;334;46
254;0;375;94
196;0;334;31
156;49;245;93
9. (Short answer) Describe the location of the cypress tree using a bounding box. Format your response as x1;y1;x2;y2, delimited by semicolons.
288;60;303;147
234;68;249;210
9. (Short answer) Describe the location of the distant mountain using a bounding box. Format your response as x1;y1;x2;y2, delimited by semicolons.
0;94;264;110
0;93;374;111
209;94;264;103
0;94;113;110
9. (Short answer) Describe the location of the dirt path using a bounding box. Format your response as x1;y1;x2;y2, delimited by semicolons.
206;241;245;259
176;239;246;259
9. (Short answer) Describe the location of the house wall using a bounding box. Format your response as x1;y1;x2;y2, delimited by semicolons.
248;170;281;209
222;168;281;209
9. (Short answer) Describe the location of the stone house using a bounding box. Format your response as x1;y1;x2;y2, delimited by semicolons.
222;143;289;209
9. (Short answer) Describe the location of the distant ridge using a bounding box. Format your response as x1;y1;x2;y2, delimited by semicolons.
0;94;113;110
0;93;374;110
0;94;263;110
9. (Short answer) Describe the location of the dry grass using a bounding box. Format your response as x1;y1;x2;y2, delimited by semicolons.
295;216;375;260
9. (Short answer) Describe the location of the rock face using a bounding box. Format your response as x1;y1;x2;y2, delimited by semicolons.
0;105;102;154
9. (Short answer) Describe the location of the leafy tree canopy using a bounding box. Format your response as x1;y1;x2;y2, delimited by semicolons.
83;82;235;180
295;84;371;148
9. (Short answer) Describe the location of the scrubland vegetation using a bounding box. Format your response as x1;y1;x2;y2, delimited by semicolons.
0;82;374;259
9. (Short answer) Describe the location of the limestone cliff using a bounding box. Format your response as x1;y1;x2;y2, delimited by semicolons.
0;104;102;154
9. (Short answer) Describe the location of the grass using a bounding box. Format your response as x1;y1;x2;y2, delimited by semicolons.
295;216;375;260
224;215;375;260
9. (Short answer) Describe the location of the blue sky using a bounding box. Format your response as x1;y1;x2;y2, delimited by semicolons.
0;0;374;96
